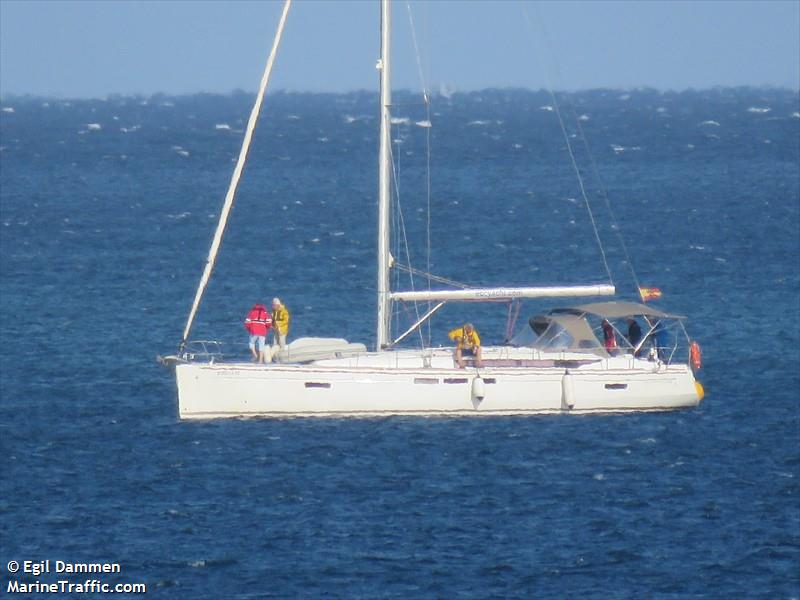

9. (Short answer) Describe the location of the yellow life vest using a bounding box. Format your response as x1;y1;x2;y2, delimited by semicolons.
272;305;290;336
448;327;480;350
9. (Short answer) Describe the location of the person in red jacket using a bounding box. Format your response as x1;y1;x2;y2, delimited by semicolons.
602;319;618;356
244;303;272;363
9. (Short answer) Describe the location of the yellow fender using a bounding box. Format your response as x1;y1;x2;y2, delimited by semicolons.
695;381;705;402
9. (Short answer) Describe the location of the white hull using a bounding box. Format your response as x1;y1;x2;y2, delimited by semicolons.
174;348;702;419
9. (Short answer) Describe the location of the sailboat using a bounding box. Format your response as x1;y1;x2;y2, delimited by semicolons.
163;0;704;419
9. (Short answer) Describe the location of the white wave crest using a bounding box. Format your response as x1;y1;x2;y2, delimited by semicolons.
344;115;370;124
611;144;642;154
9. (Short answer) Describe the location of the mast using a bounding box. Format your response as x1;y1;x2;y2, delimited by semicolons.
376;0;392;349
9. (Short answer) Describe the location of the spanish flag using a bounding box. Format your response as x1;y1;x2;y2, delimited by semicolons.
639;287;662;302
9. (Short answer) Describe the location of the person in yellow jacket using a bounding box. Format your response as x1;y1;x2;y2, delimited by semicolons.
448;323;482;368
270;297;290;361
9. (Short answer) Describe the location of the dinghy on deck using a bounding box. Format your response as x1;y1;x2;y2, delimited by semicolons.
273;338;367;363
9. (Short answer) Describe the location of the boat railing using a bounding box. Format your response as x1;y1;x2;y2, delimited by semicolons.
599;337;684;369
182;340;231;363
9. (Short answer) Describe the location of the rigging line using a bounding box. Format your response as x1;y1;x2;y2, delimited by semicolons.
388;125;426;348
570;112;644;296
180;0;292;348
390;131;400;333
550;97;615;285
405;0;434;343
405;0;430;104
520;4;615;287
390;121;407;338
526;12;641;294
504;299;522;342
425;108;433;344
395;263;471;289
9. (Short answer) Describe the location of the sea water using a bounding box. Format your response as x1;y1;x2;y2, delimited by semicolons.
1;88;798;598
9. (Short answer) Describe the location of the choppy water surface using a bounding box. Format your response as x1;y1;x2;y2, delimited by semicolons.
1;88;798;598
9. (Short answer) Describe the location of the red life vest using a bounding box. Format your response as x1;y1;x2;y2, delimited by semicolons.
602;323;617;350
245;304;272;336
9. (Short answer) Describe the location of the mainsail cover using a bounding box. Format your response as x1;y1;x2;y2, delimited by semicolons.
389;284;615;302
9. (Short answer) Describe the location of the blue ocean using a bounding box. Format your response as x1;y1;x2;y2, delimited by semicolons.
1;87;798;598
